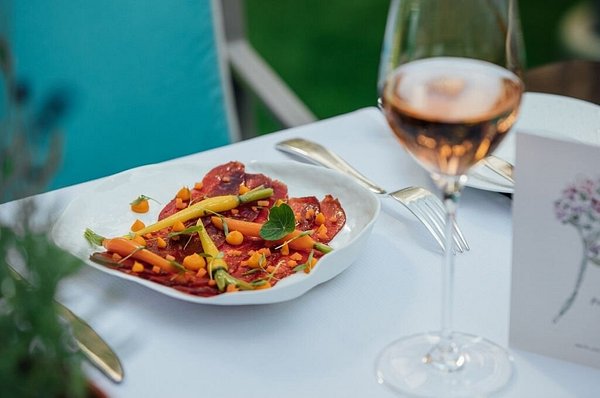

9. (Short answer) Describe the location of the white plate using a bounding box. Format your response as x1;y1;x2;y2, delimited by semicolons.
468;92;600;193
52;160;380;305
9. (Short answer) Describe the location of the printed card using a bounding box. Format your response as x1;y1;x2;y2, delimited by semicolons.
510;131;600;369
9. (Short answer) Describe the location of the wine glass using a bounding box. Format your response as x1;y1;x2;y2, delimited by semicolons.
375;0;524;396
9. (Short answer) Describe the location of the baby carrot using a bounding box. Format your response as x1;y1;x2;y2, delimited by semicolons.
84;229;183;273
194;220;255;292
133;187;273;236
211;216;333;254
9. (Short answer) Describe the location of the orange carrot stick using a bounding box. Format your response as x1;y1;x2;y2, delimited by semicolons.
84;229;183;273
211;216;333;254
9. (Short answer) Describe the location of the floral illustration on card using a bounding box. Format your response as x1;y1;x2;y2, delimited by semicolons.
553;176;600;323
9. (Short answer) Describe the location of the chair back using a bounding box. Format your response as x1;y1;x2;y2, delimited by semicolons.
11;0;239;189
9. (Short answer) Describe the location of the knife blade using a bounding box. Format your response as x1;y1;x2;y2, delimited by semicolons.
55;301;124;383
7;266;124;383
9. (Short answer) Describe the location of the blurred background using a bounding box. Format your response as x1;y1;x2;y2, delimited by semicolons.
246;0;597;133
4;0;599;193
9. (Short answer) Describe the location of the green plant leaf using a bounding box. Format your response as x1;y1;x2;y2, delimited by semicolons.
259;203;295;241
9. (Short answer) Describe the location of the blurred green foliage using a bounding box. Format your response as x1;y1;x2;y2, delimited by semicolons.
0;215;86;397
246;0;582;132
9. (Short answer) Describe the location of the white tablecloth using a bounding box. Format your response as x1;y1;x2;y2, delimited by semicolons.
2;100;599;397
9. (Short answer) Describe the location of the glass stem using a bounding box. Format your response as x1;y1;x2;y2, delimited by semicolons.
425;177;465;372
441;187;458;342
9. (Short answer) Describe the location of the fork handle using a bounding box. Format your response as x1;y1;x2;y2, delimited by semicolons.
276;138;387;195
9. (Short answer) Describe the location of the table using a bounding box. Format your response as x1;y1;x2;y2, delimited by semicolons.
2;100;599;397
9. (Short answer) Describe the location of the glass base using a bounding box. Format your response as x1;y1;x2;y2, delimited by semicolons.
375;332;513;397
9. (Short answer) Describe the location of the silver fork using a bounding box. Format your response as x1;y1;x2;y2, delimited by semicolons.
276;138;469;253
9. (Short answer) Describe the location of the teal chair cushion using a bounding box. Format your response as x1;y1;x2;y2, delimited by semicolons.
12;0;233;189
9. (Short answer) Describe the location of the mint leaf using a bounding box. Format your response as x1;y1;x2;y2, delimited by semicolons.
259;203;296;241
